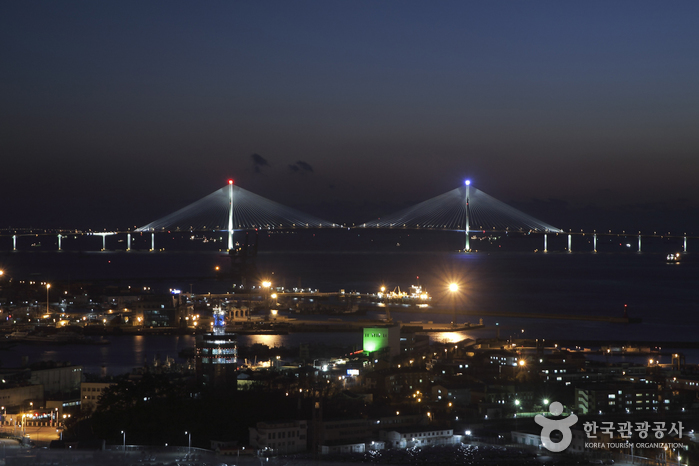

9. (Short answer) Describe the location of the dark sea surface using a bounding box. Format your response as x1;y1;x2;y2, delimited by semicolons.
1;230;697;372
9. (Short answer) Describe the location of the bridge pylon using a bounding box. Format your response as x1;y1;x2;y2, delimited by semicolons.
227;179;234;251
464;180;471;252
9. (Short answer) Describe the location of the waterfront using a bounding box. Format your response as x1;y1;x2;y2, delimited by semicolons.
1;246;698;372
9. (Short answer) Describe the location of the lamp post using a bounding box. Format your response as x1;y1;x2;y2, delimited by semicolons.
185;430;191;454
121;430;125;453
46;284;51;314
262;281;272;309
449;283;458;327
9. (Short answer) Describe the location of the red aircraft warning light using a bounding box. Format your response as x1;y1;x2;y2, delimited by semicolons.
228;179;234;185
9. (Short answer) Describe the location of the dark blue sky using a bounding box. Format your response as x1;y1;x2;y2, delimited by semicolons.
2;1;699;231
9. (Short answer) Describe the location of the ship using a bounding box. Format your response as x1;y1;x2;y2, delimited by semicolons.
666;252;681;263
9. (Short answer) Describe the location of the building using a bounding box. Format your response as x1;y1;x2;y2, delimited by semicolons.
249;420;308;454
431;382;471;407
512;428;589;454
319;440;369;455
0;384;44;415
363;325;400;359
132;294;184;327
380;426;459;449
400;334;430;354
575;382;661;415
80;382;115;412
313;415;422;455
195;307;237;389
29;363;82;400
366;369;432;397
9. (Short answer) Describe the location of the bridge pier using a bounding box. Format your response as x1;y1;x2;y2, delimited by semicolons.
12;235;16;251
57;234;62;251
151;232;155;252
593;233;597;253
638;234;642;253
543;234;547;253
101;235;106;251
127;233;131;251
568;234;572;253
684;236;687;253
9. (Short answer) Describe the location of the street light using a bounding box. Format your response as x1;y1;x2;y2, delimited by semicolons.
185;430;191;453
448;283;458;327
46;284;51;314
121;430;125;453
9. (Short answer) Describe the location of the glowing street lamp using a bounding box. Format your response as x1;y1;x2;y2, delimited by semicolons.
449;283;459;327
46;284;51;314
121;430;126;452
185;431;191;453
262;281;271;289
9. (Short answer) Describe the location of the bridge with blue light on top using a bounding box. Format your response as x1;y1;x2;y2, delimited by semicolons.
0;179;695;253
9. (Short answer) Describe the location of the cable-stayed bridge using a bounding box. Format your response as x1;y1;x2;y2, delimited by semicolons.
135;181;338;250
0;180;695;253
359;180;562;252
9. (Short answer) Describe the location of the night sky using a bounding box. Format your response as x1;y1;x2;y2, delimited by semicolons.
2;1;699;232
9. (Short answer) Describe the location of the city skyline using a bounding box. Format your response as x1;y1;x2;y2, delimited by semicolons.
2;1;699;232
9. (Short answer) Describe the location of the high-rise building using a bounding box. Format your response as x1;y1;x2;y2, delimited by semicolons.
196;307;237;389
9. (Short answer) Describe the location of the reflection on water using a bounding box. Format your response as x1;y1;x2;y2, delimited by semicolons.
241;334;286;348
133;335;145;367
431;331;473;344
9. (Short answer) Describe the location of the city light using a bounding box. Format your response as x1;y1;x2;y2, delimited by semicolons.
262;281;272;288
465;179;471;185
449;283;458;293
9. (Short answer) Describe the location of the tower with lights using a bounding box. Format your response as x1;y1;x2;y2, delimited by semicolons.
195;306;238;389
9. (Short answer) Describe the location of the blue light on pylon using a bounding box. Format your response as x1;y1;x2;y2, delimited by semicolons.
465;180;471;186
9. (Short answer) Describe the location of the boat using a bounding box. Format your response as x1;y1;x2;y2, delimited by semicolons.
378;285;431;303
666;253;681;263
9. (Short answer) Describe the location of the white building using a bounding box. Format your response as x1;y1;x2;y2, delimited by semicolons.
380;426;460;449
249;420;307;454
512;428;587;454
